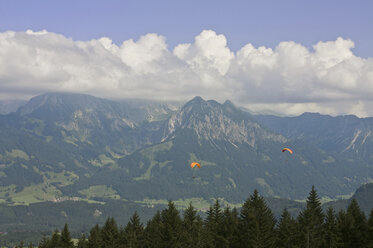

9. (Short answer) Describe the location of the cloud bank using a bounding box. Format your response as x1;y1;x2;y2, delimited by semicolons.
0;29;372;117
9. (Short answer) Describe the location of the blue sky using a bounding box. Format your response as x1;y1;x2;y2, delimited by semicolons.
1;0;372;57
0;0;373;117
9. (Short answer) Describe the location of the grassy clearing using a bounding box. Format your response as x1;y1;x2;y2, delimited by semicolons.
105;146;125;159
79;185;120;200
134;141;173;180
136;197;242;212
6;149;30;160
322;156;336;164
32;167;79;186
11;183;62;205
89;154;116;167
2;169;80;205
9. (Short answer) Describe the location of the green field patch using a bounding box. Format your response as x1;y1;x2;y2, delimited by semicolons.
42;170;79;186
265;171;273;177
11;183;62;205
188;153;216;167
63;136;79;146
6;149;29;160
89;154;116;167
142;141;173;155
134;162;156;181
74;159;88;169
21;118;45;135
228;177;236;188
322;156;336;164
336;192;354;200
89;159;103;167
61;131;79;146
79;185;120;200
262;154;271;162
32;167;79;186
135;142;173;180
136;197;241;212
105;146;124;159
159;160;171;169
99;154;115;165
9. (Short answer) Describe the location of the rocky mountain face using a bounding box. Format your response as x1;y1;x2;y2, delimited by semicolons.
162;97;286;146
13;93;180;155
1;93;373;207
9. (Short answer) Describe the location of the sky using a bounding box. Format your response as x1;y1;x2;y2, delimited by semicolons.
0;0;372;117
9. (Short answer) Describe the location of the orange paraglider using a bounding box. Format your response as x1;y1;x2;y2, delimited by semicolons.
282;148;293;154
190;162;201;169
190;162;201;179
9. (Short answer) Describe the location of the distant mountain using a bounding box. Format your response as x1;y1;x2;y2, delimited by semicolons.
3;93;373;242
66;96;373;202
0;93;180;205
14;92;179;155
1;92;373;208
323;182;373;215
255;112;373;161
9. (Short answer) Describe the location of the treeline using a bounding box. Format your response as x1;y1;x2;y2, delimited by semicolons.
15;186;373;248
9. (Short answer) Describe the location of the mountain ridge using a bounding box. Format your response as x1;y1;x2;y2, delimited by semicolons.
1;92;373;206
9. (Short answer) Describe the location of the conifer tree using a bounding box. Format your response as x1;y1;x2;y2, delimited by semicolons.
239;189;276;248
222;207;240;248
49;229;62;247
341;198;368;247
88;224;103;248
203;199;228;248
336;210;348;247
28;242;34;248
77;234;89;248
60;223;74;248
368;209;373;248
322;207;339;248
123;211;144;248
37;236;50;248
101;217;119;248
182;202;203;247
143;211;163;248
297;185;324;248
15;241;24;248
160;200;183;247
276;208;298;248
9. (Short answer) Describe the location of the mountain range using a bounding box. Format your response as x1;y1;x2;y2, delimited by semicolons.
1;92;373;208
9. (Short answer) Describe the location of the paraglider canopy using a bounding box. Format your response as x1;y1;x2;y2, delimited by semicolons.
282;148;293;154
190;162;201;169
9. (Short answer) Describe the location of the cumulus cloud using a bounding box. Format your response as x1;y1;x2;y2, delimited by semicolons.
0;29;372;117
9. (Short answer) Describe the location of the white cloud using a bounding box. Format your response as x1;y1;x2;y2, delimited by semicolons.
174;30;234;75
0;29;372;117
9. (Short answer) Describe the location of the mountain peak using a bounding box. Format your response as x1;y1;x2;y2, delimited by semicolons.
16;92;103;116
162;96;285;146
223;100;234;107
183;96;206;107
190;96;204;102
